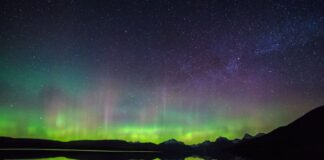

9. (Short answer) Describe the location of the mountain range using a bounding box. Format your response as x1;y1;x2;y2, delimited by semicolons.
1;105;323;159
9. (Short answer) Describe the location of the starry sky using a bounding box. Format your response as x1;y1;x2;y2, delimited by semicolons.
0;0;323;144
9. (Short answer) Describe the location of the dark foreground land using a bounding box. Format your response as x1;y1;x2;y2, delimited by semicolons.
1;105;323;160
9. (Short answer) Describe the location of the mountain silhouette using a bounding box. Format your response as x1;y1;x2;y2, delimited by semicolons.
230;105;324;158
242;133;253;141
192;133;264;155
1;105;323;159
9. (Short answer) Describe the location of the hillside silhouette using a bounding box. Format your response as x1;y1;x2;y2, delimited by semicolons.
230;105;324;159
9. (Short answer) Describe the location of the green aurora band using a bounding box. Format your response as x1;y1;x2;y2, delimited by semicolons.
0;62;302;144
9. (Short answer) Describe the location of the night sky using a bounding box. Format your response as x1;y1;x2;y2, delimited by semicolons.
0;0;324;144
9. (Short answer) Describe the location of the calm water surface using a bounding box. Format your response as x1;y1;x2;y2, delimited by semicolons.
0;149;247;160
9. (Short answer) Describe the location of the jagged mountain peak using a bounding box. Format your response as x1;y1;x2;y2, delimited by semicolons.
242;133;253;140
160;139;184;145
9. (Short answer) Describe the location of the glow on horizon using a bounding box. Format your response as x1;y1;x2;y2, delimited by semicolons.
0;102;284;144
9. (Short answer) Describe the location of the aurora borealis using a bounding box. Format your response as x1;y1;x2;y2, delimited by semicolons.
0;0;324;144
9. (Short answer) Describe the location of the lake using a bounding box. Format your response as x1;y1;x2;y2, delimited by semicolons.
0;149;247;160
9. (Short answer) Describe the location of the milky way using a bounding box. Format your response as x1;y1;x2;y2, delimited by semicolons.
0;0;323;144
